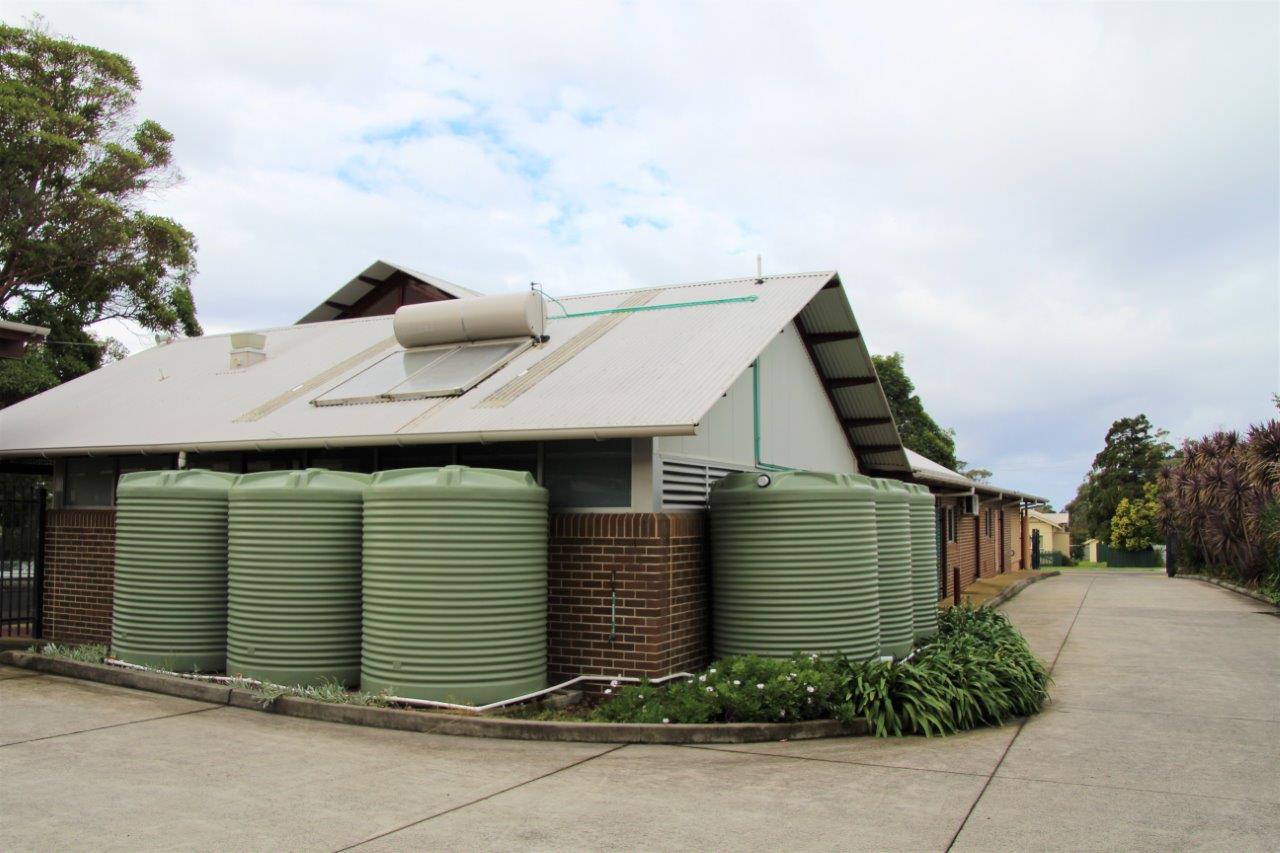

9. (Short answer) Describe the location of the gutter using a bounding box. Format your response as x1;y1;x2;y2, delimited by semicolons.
0;423;699;459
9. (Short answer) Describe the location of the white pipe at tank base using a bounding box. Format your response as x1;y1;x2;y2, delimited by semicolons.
387;671;695;713
102;656;692;714
105;657;261;686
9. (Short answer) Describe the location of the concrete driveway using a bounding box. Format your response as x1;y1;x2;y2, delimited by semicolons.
1;573;1276;851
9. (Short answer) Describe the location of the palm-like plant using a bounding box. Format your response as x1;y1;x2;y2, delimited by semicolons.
1159;420;1280;581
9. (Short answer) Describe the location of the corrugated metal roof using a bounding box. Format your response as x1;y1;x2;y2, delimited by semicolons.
905;448;1046;502
0;270;911;472
296;260;481;324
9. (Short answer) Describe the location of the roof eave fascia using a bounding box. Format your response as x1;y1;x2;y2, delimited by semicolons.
0;423;700;460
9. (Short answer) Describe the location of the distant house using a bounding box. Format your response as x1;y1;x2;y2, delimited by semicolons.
0;261;1044;678
1027;509;1071;557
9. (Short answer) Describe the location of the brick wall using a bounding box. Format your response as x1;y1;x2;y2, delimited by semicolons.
979;500;999;578
42;508;116;644
1004;504;1024;571
547;512;708;681
938;496;978;600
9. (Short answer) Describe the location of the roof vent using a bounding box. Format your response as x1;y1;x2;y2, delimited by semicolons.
229;332;267;369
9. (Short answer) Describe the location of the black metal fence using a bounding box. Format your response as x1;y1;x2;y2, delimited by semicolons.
0;481;46;638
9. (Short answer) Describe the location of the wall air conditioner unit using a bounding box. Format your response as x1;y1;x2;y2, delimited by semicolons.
961;493;981;516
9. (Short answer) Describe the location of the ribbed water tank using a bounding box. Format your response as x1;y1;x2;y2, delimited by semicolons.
112;469;237;671
709;471;880;661
906;483;939;642
361;466;548;705
873;478;914;659
227;469;370;687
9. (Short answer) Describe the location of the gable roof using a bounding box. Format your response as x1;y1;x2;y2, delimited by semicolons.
0;270;912;474
1028;509;1068;530
296;260;481;324
905;448;1046;502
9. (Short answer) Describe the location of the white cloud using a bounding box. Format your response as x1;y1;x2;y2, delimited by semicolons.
14;0;1279;507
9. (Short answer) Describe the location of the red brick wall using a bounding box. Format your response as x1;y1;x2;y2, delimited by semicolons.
547;512;707;681
938;496;978;600
979;500;999;578
42;509;116;644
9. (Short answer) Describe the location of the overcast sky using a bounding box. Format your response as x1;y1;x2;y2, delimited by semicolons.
8;1;1278;507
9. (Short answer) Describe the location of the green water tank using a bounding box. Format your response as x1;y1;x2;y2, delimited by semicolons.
226;469;370;687
873;478;914;659
112;469;238;671
709;470;880;661
905;483;939;642
361;466;548;705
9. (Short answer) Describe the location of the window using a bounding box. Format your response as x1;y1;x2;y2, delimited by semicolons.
243;451;306;473
377;445;455;470
945;507;958;543
64;457;116;507
307;449;375;473
185;452;244;473
456;442;538;478
313;339;530;407
984;507;995;538
544;440;631;509
63;455;175;507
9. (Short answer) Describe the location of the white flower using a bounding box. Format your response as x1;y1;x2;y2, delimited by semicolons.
780;710;787;718
732;679;741;686
698;674;706;682
706;686;714;693
610;679;619;688
604;688;612;694
756;683;765;690
806;686;815;694
807;697;812;705
662;717;670;724
709;668;717;674
638;694;644;700
789;672;797;679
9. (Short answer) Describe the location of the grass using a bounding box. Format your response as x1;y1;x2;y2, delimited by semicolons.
36;643;108;663
254;678;392;706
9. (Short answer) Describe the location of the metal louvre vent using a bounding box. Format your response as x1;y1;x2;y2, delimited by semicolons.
660;456;747;509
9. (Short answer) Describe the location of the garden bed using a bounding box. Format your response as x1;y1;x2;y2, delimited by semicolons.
5;605;1051;742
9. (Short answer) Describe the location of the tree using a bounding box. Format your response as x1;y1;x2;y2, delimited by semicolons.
1069;415;1174;543
0;21;200;407
961;468;992;483
871;352;960;471
1110;482;1159;550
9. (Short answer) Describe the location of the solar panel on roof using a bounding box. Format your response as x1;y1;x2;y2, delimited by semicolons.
312;339;529;407
385;340;526;400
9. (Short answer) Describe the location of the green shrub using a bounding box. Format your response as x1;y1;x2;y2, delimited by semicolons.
591;605;1051;737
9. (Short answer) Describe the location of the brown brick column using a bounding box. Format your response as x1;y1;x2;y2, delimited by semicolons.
42;509;116;644
546;512;708;682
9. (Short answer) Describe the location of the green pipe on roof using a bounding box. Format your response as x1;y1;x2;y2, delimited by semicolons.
546;295;758;320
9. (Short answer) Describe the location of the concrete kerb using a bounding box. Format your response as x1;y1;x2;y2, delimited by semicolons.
0;650;867;744
1;650;233;704
1175;574;1280;609
984;570;1061;608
